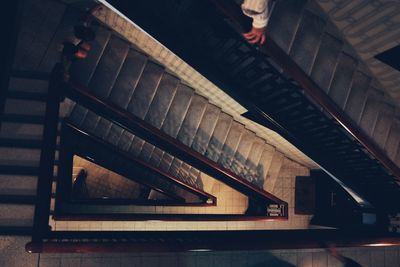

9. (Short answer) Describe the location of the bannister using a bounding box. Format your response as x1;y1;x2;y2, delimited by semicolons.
53;213;286;221
57;123;216;205
63;81;287;215
26;229;400;253
31;64;64;242
208;0;400;181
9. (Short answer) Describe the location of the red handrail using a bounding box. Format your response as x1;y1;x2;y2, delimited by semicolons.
64;80;288;211
209;0;400;180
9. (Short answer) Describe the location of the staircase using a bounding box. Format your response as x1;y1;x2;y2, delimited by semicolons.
0;74;50;234
268;0;400;165
66;26;293;212
0;0;81;234
105;0;400;212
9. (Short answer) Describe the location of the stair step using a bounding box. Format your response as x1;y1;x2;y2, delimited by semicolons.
177;94;208;147
0;165;39;176
233;131;257;176
106;124;124;148
148;147;164;167
310;33;343;91
268;0;307;53
0;147;41;167
10;70;51;80
8;79;49;102
343;71;371;124
69;26;112;86
265;151;284;194
372;106;394;149
80;109;102;135
144;73;180;129
7;90;47;102
95;117;114;140
205;112;233;162
127;61;165;119
1;114;45;124
218;121;245;169
242;139;265;181
328;53;358;108
191;104;221;155
385;121;400;160
138;142;155;162
0;226;32;235
117;130;135;152
0;204;34;226
0;122;43;140
109;49;148;108
4;99;46;116
88;35;131;99
0;138;42;149
161;84;195;138
255;145;276;188
289;10;326;74
128;136;145;158
0;175;38;195
0;195;36;205
359;90;383;136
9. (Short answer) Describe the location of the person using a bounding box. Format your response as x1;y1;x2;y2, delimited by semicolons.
240;0;274;45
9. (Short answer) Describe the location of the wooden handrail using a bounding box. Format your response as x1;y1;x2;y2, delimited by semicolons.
26;229;400;253
64;81;287;212
53;213;285;221
208;0;400;180
59;123;216;204
31;64;64;242
67;199;215;206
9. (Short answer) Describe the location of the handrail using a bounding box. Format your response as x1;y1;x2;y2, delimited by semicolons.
60;123;216;204
26;229;400;253
53;213;285;221
208;0;400;180
68;199;214;206
63;80;287;212
31;64;64;242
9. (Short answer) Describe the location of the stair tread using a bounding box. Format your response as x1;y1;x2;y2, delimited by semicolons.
10;69;51;80
1;113;45;124
289;10;326;74
88;35;130;98
311;33;343;92
0;165;40;175
0;138;42;149
6;90;47;101
127;61;165;119
328;53;358;108
0;195;36;204
69;26;112;86
0;226;32;235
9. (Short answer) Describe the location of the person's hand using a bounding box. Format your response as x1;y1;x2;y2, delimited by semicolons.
243;26;266;45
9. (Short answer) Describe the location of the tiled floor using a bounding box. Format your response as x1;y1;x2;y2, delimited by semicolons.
51;158;313;231
1;238;398;267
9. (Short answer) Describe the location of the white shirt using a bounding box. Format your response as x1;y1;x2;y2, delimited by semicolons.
241;0;272;28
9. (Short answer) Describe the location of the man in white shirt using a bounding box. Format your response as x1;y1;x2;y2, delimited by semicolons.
241;0;273;45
